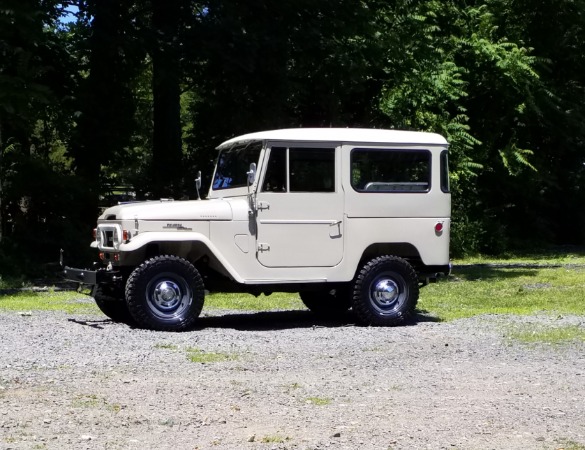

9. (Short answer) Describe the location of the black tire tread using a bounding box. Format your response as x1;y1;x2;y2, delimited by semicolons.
93;284;134;324
352;255;419;326
125;255;205;331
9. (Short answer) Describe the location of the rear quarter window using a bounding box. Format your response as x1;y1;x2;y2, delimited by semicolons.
351;148;431;193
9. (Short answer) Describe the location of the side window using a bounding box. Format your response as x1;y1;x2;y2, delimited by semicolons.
262;147;287;192
289;148;335;192
351;148;431;193
440;150;450;193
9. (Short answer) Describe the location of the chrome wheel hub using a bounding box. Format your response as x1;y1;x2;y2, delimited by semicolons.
372;279;399;306
369;275;405;314
146;274;192;319
153;281;182;311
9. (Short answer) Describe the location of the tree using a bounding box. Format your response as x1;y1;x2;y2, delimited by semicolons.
69;0;139;224
150;0;186;198
376;0;547;254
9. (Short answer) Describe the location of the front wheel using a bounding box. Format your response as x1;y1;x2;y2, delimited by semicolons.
125;256;205;331
352;255;419;326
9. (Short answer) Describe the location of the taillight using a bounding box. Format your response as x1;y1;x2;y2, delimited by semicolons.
435;222;444;235
92;228;97;240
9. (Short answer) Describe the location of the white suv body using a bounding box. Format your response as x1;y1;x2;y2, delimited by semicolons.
65;128;451;331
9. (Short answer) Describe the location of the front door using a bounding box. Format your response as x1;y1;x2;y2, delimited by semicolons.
255;145;344;268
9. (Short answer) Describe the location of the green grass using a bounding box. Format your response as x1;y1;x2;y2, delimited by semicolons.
260;435;290;444
305;396;332;406
2;253;585;327
0;290;99;314
505;324;585;345
185;346;236;363
419;264;585;321
453;250;585;266
204;291;303;311
555;439;585;450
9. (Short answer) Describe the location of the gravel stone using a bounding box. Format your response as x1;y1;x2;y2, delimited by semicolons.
1;307;584;449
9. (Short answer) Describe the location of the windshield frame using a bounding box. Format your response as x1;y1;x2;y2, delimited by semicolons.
209;140;264;196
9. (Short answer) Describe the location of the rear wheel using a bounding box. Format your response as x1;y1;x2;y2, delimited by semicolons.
300;286;352;317
352;255;419;326
92;284;134;324
126;255;205;331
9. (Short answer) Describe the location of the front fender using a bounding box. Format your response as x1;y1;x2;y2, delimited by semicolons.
119;232;246;283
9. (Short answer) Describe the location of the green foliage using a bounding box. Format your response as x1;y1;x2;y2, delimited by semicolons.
2;0;585;270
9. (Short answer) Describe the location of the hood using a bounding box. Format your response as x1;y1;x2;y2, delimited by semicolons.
99;199;234;221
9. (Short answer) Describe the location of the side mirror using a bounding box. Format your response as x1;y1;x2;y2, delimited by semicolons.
247;163;257;186
195;171;202;200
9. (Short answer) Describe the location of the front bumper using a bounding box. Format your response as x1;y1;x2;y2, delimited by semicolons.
63;266;121;286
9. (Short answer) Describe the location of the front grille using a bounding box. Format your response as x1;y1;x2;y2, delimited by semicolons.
97;224;122;250
105;230;115;248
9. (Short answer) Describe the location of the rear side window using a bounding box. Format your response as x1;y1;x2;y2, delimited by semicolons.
440;150;450;193
351;148;431;193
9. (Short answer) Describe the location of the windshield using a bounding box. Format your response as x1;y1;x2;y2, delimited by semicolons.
212;141;262;190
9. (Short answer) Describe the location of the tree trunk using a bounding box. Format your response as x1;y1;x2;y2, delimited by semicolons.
151;0;184;199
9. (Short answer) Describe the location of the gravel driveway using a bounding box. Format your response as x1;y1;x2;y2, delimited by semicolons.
1;304;584;450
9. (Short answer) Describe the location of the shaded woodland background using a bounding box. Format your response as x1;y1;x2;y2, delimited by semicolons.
1;0;584;276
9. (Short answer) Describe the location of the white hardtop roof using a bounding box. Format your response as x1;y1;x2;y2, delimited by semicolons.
218;128;448;149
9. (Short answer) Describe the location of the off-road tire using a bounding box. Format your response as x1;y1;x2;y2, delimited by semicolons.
300;286;352;317
125;255;205;331
352;255;419;326
93;284;134;324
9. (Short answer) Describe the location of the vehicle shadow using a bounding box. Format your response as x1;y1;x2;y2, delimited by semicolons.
67;309;439;332
190;308;440;332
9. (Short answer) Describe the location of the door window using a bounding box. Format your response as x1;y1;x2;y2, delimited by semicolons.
262;147;335;193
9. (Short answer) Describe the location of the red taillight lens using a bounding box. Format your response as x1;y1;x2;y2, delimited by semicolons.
93;228;97;240
435;222;444;233
122;230;131;241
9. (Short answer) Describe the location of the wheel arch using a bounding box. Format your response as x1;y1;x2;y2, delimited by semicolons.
119;233;244;282
358;243;422;270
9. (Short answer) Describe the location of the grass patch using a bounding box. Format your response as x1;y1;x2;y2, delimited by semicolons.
506;324;585;345
204;292;303;311
260;435;290;444
555;439;585;450
153;343;179;350
0;290;98;314
454;249;585;266
71;394;101;408
305;396;331;406
185;347;236;363
419;264;585;321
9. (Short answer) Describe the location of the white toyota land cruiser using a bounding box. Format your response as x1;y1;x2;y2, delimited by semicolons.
65;128;451;331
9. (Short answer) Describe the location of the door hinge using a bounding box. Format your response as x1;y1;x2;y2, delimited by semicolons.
258;243;270;252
